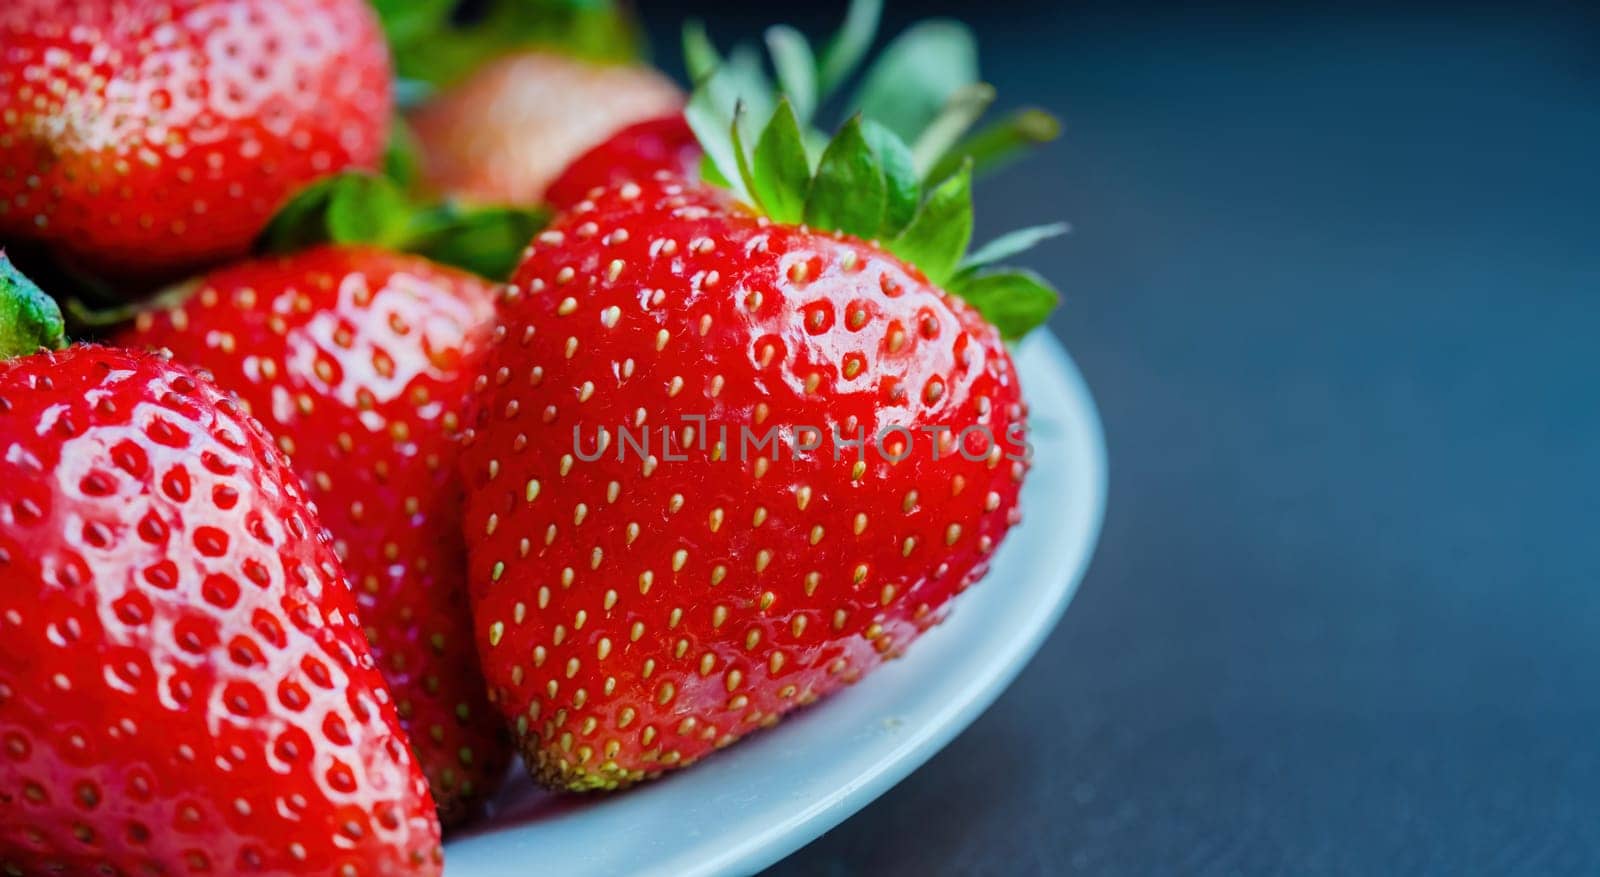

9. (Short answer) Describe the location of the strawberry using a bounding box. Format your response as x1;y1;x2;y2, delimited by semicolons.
409;52;682;207
544;113;701;211
0;0;392;282
0;259;441;873
460;174;1035;791
112;245;510;824
458;17;1065;786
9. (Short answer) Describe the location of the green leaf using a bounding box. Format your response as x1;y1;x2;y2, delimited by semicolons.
255;173;545;280
324;175;412;247
257;173;396;247
394;0;644;87
860;120;919;238
927;108;1062;184
804;117;886;240
369;0;456;52
910;82;995;178
850;20;978;145
408;204;550;281
730;102;761;210
765;25;818;126
817;0;883;96
684;38;776;196
722;45;776;126
958;223;1069;275
682;20;720;82
699;152;731;188
258;174;386;254
802;128;831;166
685;70;751;203
889;160;972;286
947;268;1059;340
384;119;423;192
750;99;812;224
258;187;324;253
0;251;66;357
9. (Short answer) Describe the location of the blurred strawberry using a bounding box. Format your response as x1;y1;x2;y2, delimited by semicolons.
409;52;682;206
0;0;392;283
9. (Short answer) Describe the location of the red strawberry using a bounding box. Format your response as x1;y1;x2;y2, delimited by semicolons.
409;52;682;207
0;329;441;872
456;11;1064;785
544;113;701;211
0;0;391;282
114;245;509;824
458;170;1039;790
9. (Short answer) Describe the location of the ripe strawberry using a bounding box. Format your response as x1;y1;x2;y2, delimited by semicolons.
0;0;392;281
113;245;509;824
458;165;1050;789
544;113;701;211
408;51;682;207
457;6;1066;785
0;323;441;871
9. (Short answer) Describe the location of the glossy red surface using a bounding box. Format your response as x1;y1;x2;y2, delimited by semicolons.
0;346;441;874
116;246;509;824
0;0;391;279
459;176;1029;790
544;114;702;211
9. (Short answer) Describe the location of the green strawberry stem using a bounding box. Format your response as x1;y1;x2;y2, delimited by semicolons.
62;278;201;335
0;251;66;358
62;297;137;331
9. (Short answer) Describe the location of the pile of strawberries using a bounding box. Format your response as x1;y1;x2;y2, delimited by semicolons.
0;0;1063;872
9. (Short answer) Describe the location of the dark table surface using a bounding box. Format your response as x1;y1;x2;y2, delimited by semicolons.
638;2;1600;873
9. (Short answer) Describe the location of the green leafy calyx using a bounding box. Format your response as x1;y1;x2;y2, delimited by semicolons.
374;0;645;93
259;173;548;281
0;252;67;359
683;0;1064;339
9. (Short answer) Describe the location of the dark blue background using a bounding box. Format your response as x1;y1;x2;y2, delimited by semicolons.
639;2;1600;873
